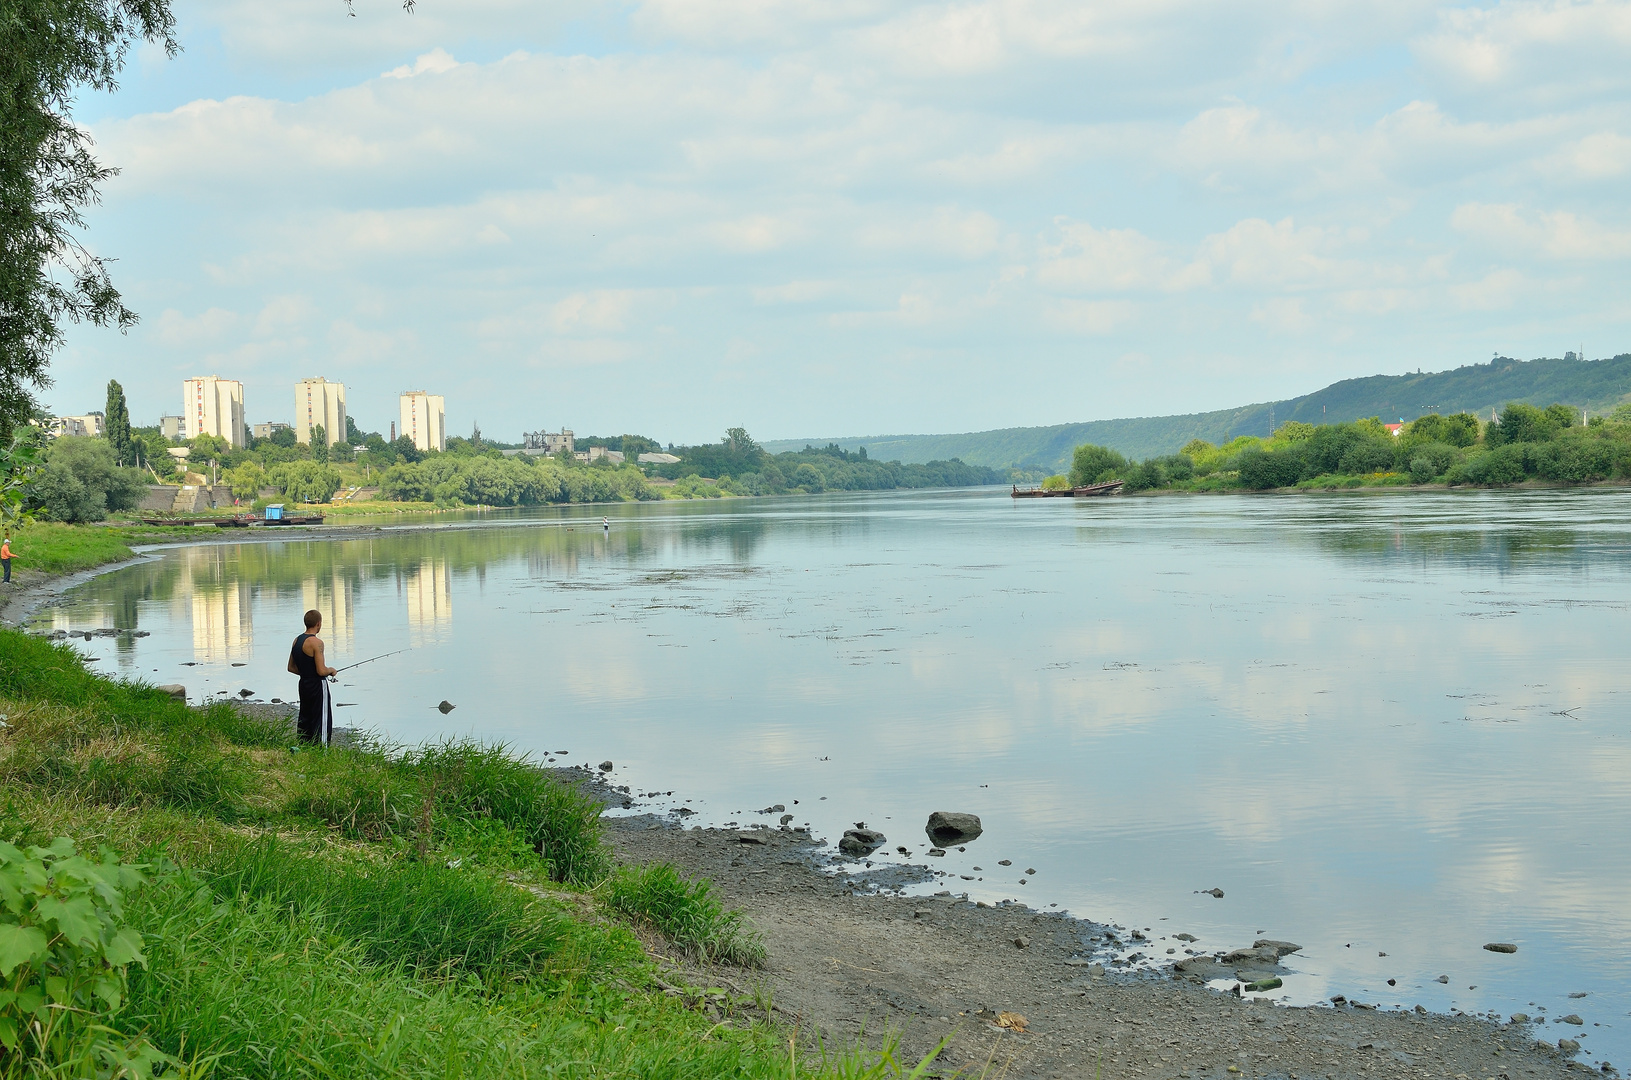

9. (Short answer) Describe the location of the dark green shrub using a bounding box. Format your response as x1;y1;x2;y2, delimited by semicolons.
1487;401;1576;446
1409;412;1480;447
1237;447;1304;490
1531;438;1619;483
1407;442;1462;483
1336;437;1397;475
1122;460;1166;491
1069;444;1127;486
1463;444;1531;484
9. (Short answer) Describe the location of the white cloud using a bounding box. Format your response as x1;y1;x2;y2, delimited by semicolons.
549;291;638;334
1451;202;1631;259
1415;0;1631;101
1449;267;1528;310
1568;130;1631;178
154;307;239;346
1046;298;1137;334
383;48;460;79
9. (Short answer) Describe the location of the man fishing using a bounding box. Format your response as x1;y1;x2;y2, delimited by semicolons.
287;608;337;745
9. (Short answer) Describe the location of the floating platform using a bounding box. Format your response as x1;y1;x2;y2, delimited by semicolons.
1011;480;1124;498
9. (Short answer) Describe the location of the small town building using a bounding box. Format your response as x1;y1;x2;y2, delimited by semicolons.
50;414;105;438
253;421;293;441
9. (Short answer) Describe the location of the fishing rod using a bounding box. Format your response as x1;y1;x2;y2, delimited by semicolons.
333;648;410;675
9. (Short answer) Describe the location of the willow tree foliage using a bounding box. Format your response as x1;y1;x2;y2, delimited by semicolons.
0;1;177;431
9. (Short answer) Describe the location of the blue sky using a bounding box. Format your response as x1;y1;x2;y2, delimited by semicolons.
52;0;1631;444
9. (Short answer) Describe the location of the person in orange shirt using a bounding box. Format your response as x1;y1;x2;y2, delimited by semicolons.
1;534;12;584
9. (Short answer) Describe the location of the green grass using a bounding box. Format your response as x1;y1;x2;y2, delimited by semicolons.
0;626;937;1078
197;834;583;979
602;862;766;966
121;875;806;1080
6;521;137;574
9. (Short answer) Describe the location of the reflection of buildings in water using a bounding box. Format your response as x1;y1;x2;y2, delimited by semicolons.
402;558;452;644
526;546;581;579
177;547;255;661
303;568;356;652
47;602;118;633
190;582;254;661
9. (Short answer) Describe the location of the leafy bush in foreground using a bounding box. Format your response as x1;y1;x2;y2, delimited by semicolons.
0;838;172;1078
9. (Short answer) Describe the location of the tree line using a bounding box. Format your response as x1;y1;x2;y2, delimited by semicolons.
1064;402;1631;493
650;428;1003;495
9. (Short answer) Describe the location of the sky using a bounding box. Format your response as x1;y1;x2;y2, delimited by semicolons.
49;0;1631;444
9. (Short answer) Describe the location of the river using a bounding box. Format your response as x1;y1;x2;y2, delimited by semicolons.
34;488;1631;1066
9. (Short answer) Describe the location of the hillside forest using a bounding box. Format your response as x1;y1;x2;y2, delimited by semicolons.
1064;402;1631;492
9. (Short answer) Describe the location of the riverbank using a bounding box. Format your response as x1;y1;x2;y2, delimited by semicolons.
6;515;1613;1078
609;815;1591;1079
0;625;922;1078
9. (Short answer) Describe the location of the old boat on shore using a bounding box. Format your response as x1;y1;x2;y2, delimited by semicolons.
1011;480;1124;498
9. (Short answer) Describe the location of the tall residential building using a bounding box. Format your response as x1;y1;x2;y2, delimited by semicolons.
182;376;246;447
399;391;446;453
294;378;347;446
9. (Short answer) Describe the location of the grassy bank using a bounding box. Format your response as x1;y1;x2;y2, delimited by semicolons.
0;629;925;1078
0;521;249;577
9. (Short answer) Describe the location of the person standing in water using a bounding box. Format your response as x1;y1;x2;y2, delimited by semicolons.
287;609;337;745
602;517;609;534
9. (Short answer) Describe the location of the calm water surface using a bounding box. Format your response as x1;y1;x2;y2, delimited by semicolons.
36;489;1631;1064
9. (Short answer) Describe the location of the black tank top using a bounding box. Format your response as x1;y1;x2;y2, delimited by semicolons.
290;633;321;680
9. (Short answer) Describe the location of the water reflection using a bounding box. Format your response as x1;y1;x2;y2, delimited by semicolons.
401;558;452;644
30;488;1631;1067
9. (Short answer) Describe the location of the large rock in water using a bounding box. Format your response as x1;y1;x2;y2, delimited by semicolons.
925;811;983;846
839;828;887;857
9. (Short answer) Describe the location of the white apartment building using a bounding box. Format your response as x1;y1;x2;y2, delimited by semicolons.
182;376;246;447
399;391;446;453
294;378;347;446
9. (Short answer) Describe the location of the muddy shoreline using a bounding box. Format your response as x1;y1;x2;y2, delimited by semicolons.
608;812;1595;1080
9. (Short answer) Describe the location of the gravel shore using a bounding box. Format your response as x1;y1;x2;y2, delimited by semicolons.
609;815;1593;1080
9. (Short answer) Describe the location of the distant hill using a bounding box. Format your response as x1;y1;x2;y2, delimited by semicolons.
764;353;1631;470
